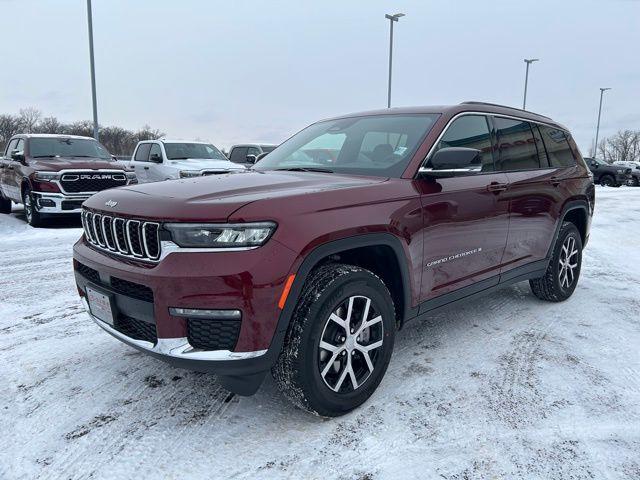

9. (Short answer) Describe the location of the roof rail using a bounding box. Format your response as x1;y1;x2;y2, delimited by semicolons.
460;101;552;120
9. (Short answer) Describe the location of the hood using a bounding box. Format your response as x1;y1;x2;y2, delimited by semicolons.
166;158;246;171
28;157;124;172
84;170;386;221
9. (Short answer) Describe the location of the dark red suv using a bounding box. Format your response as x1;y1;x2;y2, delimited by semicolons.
73;102;594;416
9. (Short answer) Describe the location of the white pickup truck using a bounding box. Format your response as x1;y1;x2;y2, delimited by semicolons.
129;139;245;183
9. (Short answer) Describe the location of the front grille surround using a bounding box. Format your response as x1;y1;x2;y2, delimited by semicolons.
59;171;127;194
82;210;161;262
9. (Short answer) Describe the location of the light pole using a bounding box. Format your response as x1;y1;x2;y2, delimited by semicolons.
86;0;99;140
593;87;611;158
522;58;539;110
385;13;405;108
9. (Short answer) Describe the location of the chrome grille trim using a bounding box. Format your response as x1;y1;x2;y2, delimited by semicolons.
82;209;161;263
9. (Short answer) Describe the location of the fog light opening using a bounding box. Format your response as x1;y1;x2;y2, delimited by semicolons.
169;307;241;320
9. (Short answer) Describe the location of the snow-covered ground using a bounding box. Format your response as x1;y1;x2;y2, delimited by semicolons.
2;187;640;480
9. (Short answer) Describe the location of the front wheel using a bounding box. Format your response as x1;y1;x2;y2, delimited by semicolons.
23;188;43;227
530;222;583;302
273;264;396;416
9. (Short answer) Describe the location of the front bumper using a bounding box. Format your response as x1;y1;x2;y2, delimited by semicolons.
615;173;632;184
73;236;299;391
33;191;89;214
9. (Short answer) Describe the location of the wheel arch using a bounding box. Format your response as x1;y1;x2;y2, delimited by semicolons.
20;177;33;199
267;233;415;364
548;199;590;258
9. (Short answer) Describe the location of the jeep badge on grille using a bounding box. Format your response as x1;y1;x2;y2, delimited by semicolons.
105;200;118;208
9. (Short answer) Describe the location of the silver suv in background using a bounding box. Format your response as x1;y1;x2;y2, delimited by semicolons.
129;139;245;183
228;144;277;165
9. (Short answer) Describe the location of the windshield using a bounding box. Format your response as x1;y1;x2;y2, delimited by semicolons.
253;114;440;178
164;143;226;160
29;138;112;159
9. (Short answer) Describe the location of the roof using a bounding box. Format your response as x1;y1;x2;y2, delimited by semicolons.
320;102;566;130
13;133;96;140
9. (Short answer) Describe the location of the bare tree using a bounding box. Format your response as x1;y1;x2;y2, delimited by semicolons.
18;107;42;133
36;116;64;134
0;114;23;150
597;130;640;163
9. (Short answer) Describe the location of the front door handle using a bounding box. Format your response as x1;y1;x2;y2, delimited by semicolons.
143;166;149;170
487;182;508;193
550;176;561;187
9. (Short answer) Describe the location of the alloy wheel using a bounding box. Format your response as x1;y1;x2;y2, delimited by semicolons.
558;235;579;289
318;295;384;393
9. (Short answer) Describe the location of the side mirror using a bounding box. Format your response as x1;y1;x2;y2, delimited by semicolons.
11;150;25;163
420;147;482;178
245;154;257;164
149;153;162;163
111;155;118;161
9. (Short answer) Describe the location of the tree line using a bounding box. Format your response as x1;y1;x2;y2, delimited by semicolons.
0;108;164;157
592;130;640;163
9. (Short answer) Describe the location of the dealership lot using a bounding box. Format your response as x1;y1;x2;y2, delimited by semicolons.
1;187;639;479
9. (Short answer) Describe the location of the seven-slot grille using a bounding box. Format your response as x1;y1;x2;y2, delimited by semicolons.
60;171;127;193
82;210;161;261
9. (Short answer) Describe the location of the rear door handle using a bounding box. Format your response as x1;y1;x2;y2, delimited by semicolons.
487;182;508;193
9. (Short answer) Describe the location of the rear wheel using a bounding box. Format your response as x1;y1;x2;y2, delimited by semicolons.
23;188;43;227
530;222;582;302
0;194;11;214
600;175;615;187
273;263;396;416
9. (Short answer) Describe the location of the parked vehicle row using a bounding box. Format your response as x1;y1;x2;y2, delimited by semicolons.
228;144;277;165
584;157;632;187
613;160;640;186
73;102;595;416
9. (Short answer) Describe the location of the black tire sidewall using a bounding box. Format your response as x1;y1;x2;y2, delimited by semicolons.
22;188;40;227
550;224;583;299
296;269;395;415
600;175;614;187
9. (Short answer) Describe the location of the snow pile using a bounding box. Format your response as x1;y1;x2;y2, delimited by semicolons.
1;187;639;479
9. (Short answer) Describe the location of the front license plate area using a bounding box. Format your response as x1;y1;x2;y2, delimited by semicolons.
86;286;115;326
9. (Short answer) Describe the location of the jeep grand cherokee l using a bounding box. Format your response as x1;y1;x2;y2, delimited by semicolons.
0;134;136;226
73;102;594;416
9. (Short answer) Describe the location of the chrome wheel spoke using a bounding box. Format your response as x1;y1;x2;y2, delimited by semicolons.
318;294;384;393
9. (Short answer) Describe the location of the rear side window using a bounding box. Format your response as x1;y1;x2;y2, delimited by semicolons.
426;115;494;172
493;117;540;171
538;126;576;168
230;147;248;163
134;143;151;161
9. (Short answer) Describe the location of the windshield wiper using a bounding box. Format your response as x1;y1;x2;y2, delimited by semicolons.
275;167;334;173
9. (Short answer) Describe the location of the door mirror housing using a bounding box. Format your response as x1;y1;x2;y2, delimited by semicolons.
245;154;257;164
11;150;25;163
420;147;483;178
149;153;162;163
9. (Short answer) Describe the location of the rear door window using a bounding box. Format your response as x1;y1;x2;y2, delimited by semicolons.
134;143;152;161
493;118;540;171
538;126;576;168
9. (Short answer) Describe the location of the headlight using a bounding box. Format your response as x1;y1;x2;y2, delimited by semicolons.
34;172;60;182
164;222;276;248
179;170;201;178
126;172;138;183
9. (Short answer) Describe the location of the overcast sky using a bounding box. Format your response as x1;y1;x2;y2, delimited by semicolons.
1;0;638;152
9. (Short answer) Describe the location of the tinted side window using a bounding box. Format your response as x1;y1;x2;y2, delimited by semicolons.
230;147;248;163
5;138;19;156
134;143;152;161
426;115;494;172
149;143;162;160
538;126;576;168
494;118;540;171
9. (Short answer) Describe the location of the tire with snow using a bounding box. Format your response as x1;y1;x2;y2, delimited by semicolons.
273;263;396;417
600;175;616;187
529;222;582;302
22;187;43;227
0;194;10;214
